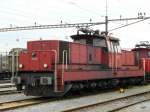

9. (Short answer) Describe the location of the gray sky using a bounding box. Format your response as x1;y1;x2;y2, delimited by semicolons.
0;0;150;51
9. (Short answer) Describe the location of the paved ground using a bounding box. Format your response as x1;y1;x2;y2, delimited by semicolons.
0;87;16;92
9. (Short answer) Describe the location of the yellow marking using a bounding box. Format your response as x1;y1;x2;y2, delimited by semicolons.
119;88;125;93
0;98;48;111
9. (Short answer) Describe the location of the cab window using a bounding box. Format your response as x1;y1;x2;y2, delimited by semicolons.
108;41;121;53
148;51;150;57
93;38;107;47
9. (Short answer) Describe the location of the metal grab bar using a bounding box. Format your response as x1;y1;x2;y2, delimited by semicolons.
16;49;59;92
114;45;118;72
10;49;59;92
143;59;146;82
62;50;68;86
51;50;58;92
63;50;68;69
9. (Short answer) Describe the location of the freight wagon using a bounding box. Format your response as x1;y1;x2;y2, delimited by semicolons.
0;48;25;80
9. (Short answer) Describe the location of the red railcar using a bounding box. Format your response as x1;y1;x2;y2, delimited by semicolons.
11;30;150;97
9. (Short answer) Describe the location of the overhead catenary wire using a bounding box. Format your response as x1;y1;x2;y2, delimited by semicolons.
0;16;149;32
0;22;105;32
59;0;104;17
109;17;150;31
0;3;98;26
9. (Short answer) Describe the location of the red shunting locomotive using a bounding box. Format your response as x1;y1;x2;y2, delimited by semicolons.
12;29;150;97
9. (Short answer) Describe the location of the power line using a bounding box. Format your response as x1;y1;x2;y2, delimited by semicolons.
0;22;105;32
0;16;149;32
109;17;150;31
60;0;103;17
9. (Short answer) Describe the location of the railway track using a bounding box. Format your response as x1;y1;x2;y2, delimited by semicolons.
62;91;150;112
0;80;10;84
0;90;21;95
0;89;113;111
0;95;71;112
0;83;17;95
109;98;150;112
0;97;51;111
0;85;150;112
0;84;14;89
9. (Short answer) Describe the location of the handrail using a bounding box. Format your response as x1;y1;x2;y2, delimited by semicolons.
34;50;58;92
30;49;66;92
51;50;58;92
10;49;59;92
110;42;114;73
62;50;68;86
63;50;68;69
9;49;59;92
143;59;146;82
115;45;118;72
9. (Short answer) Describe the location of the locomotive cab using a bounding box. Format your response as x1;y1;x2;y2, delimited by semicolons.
71;29;108;48
133;41;150;62
71;29;122;69
132;41;150;80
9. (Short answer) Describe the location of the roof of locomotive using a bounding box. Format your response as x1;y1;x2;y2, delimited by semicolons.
71;34;105;40
132;42;150;51
27;34;119;44
27;39;68;43
132;47;150;51
71;34;119;41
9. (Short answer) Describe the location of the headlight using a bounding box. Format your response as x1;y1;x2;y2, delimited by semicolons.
19;64;23;68
43;64;48;68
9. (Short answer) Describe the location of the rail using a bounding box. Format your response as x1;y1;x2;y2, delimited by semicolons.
0;97;51;111
0;90;21;95
62;91;150;112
